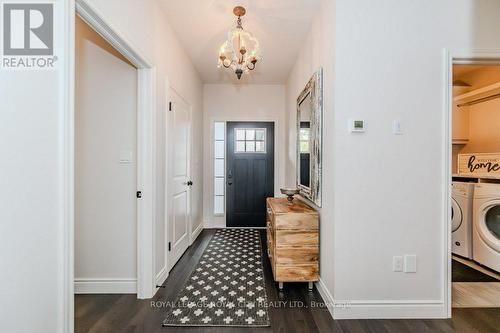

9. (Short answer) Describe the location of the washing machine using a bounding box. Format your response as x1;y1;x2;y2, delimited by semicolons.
473;183;500;272
452;181;475;258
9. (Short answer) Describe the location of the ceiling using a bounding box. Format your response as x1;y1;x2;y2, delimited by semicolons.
159;0;322;84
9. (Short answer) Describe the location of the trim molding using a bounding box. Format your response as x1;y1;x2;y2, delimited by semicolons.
62;1;76;333
333;300;446;319
155;266;168;287
314;277;446;319
314;277;334;319
190;223;204;244
75;278;137;294
76;1;151;67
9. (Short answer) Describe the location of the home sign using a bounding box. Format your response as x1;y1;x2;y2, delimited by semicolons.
458;153;500;177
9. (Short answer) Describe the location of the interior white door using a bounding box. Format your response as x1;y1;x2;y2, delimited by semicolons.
167;89;192;270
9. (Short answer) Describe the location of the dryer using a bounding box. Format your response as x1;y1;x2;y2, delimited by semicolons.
452;181;474;259
473;183;500;272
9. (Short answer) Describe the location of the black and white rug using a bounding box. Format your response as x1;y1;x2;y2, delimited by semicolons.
163;228;270;327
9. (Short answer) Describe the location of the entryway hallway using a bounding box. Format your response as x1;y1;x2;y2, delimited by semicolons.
75;230;500;333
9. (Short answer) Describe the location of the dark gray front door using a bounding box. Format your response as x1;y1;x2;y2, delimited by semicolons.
226;122;274;227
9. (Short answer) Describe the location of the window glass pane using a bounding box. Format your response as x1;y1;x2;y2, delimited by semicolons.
300;128;310;141
246;129;255;140
255;141;265;152
246;141;255;152
236;141;245;152
214;141;224;159
214;122;225;141
300;141;309;153
214;177;224;196
214;159;224;177
236;129;245;141
255;129;265;141
214;196;224;215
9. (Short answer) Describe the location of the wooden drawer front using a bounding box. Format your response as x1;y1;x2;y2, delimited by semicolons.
275;230;318;247
266;228;274;256
274;214;318;230
275;264;318;282
275;247;318;265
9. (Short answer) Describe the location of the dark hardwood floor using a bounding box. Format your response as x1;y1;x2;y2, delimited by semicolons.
75;230;500;333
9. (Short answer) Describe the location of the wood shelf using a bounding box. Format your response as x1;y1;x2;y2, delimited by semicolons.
453;82;500;107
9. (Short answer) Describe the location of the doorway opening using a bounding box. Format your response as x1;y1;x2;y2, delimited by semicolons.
448;58;500;311
74;16;138;294
211;121;275;228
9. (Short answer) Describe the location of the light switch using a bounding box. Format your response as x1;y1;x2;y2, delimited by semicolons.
119;150;133;164
393;256;403;272
393;120;403;135
404;255;417;273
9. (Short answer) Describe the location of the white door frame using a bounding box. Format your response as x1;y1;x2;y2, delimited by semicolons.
443;48;500;318
66;1;157;330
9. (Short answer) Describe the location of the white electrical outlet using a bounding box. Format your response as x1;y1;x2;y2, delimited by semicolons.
404;255;417;273
393;256;403;272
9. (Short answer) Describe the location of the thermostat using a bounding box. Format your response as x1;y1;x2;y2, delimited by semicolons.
349;119;365;133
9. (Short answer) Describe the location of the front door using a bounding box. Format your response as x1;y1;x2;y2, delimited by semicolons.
167;89;192;270
226;122;274;227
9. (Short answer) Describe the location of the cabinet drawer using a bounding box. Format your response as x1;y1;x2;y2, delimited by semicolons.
274;214;318;230
275;230;318;247
275;264;318;282
275;247;318;265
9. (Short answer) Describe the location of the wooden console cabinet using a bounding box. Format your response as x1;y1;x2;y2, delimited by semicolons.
266;197;319;291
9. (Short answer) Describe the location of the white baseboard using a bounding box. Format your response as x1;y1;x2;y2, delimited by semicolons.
155;265;168;287
190;222;204;244
74;278;137;294
314;277;447;319
333;300;447;319
315;277;335;319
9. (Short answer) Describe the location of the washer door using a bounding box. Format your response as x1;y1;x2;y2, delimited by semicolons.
451;197;462;233
477;202;500;252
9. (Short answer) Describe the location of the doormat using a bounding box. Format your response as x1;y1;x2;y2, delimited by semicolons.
163;228;270;327
452;259;499;282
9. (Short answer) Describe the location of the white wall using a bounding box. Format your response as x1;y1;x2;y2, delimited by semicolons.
0;1;72;332
203;84;286;228
81;0;204;284
2;0;202;330
75;17;138;293
285;0;500;319
284;0;336;317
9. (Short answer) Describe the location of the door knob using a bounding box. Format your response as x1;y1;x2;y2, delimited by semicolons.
187;180;193;186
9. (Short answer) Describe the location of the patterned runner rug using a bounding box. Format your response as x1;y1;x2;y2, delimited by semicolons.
163;228;270;327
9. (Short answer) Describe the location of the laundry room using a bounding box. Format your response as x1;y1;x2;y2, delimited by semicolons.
451;64;500;308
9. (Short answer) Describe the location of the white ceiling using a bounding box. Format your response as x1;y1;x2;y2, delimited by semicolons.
159;0;322;84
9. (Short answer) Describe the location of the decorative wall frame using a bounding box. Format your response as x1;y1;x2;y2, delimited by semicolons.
296;68;323;207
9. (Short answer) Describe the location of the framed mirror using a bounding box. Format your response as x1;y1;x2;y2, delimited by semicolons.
296;68;323;206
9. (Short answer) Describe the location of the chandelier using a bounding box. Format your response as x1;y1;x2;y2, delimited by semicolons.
218;6;261;80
